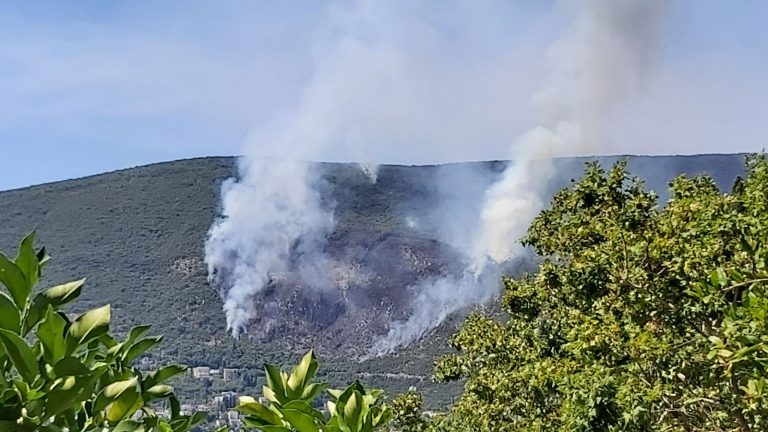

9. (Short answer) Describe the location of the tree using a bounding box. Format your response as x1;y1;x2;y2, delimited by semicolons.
432;155;768;431
0;232;205;431
388;388;428;432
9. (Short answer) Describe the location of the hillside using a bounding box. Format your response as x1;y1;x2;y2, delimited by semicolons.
0;154;747;408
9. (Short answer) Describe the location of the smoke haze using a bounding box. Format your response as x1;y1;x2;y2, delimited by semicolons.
205;160;333;335
472;0;665;269
372;0;667;353
207;0;541;336
207;0;665;347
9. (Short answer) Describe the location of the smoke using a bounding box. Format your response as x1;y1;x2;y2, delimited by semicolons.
372;0;666;353
206;0;666;346
205;159;333;336
206;0;535;336
473;0;665;269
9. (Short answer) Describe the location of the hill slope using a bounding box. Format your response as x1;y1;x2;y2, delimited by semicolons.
0;154;747;407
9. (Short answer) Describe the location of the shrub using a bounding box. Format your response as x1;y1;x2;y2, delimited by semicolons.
0;232;205;431
236;350;391;432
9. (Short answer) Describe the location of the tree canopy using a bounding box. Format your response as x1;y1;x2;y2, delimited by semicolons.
427;155;768;431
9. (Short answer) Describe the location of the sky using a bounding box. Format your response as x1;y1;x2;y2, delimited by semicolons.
1;0;767;191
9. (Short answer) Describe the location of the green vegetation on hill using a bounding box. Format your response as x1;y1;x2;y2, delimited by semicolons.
0;155;748;413
0;157;466;408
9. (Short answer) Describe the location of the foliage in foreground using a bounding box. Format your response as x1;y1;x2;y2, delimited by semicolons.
0;232;204;431
425;155;768;431
236;350;391;431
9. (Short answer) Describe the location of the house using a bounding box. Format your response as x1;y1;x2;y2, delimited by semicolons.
223;368;240;381
226;410;242;429
192;366;211;379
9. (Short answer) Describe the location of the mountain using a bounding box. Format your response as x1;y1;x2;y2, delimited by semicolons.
0;154;746;408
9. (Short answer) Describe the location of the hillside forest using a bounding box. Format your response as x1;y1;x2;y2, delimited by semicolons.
2;154;768;431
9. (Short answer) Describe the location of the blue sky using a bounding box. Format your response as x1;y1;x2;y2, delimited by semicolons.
1;0;767;191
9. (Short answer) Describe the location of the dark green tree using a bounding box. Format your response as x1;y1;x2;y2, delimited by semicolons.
432;155;768;431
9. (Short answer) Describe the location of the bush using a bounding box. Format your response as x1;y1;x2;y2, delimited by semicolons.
0;232;205;431
236;350;391;432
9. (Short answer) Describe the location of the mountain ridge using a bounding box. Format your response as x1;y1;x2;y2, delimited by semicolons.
0;153;749;408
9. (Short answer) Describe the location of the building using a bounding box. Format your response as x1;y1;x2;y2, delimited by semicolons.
223;368;240;381
180;404;195;415
226;410;242;429
221;391;238;410
192;366;211;379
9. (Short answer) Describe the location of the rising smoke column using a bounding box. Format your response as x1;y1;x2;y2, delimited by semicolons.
472;0;665;270
205;159;334;336
205;0;537;337
372;0;666;354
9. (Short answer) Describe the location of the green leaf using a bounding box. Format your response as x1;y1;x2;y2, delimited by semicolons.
242;417;276;429
733;344;762;360
113;419;143;432
236;399;282;425
100;333;118;350
45;375;95;418
301;382;327;402
144;364;187;388
265;363;287;402
168;395;182;420
0;252;28;308
0;329;38;383
26;279;85;332
66;304;110;353
144;384;174;402
53;357;91;377
14;232;39;290
125;324;152;347
343;391;363;432
37;308;67;364
263;385;277;403
122;336;163;364
95;378;138;411
288;350;318;395
0;420;28;432
283;400;324;421
373;406;391;427
0;292;20;333
169;411;207;432
95;377;144;422
282;408;321;432
106;386;144;423
36;247;50;269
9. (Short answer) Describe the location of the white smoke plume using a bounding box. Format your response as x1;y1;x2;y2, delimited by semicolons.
372;0;666;353
474;0;665;269
205;159;333;336
207;0;666;346
205;0;536;337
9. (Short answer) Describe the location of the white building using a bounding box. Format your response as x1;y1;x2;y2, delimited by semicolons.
192;366;211;379
223;368;240;381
